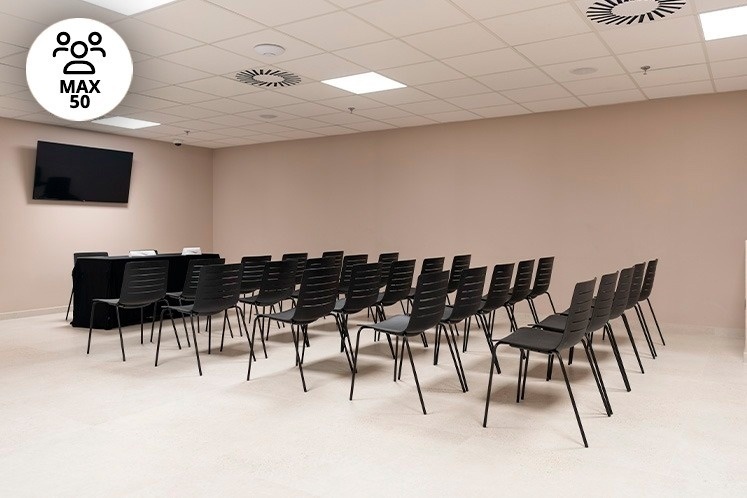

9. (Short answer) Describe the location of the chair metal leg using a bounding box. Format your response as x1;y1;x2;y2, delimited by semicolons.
621;314;645;374
520;350;529;400
404;337;426;415
478;314;501;374
556;352;588;448
582;339;612;416
397;335;406;381
220;311;228;352
635;303;657;358
605;324;631;392
568;346;574;365
441;324;467;392
207;315;212;354
155;308;167;367
349;326;366;400
450;324;468;391
116;307;125;362
149;302;158;343
234;307;254;361
291;324;308;392
546;354;554;381
528;298;539;323
516;350;525;403
86;301;98;354
66;289;74;321
180;313;191;348
140;307;144;345
189;315;202;376
647;298;665;345
546;292;557;314
482;342;499;427
247;316;260;381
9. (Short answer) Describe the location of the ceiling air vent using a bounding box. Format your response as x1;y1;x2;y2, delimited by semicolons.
236;68;301;88
586;0;686;25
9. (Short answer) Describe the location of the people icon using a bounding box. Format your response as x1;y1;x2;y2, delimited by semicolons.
53;31;106;75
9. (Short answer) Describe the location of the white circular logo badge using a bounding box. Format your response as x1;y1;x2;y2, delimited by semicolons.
26;18;133;122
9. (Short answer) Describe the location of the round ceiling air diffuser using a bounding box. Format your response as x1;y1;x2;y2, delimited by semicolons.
236;68;301;88
586;0;686;25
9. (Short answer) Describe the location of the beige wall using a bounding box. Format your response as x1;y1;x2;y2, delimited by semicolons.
214;91;747;330
0;118;214;315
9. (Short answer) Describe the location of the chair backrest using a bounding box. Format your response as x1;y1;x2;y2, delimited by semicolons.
129;249;158;257
282;253;308;285
240;255;271;294
339;254;368;291
380;259;416;306
341;262;381;313
192;263;241;315
181;258;225;300
638;259;658;301
509;259;535;303
377;252;399;287
530;256;554;296
556;278;597;350
406;270;450;333
74;251;108;263
626;262;646;309
321;251;344;269
448;266;487;322
119;260;169;307
482;263;515;312
293;266;341;323
306;256;341;274
257;260;297;302
609;267;634;320
587;272;618;333
421;257;445;274
447;254;472;293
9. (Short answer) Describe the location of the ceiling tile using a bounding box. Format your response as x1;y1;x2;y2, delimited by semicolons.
563;74;637;95
447;92;513;109
274;101;338;117
111;18;202;57
418;78;492;98
204;114;261;127
170;119;227;132
523;96;584;112
444;48;532;76
692;0;747;13
179;76;251;97
215;29;324;64
211;126;263;137
313;112;370;125
472;103;530;118
280;53;366;81
274;82;351;101
476;68;553;91
367;87;433;105
345;121;395;132
516;33;610;66
598;16;702;54
134;58;212;84
384;115;438;127
632;64;711;87
450;0;566;20
278;11;389;51
714;75;747;93
542;56;625;82
244;122;298;134
280;117;329;129
122;110;189;124
0;64;26;85
402;23;505;59
320;95;384;110
142;85;216;104
231;90;305;108
138;0;263;43
119;93;180;110
194;98;260;114
425;109;481;123
0;0;123;24
381;61;464;86
578;89;646;107
705;36;747;62
276;130;325;140
335;39;431;70
163;45;258;76
160;104;224;119
356;106;411;119
207;0;338;27
643;80;714;99
398;99;461;114
710;58;747;79
0;95;41;112
0;13;43;48
129;76;169;93
312;125;358;135
482;4;590;45
502;83;572;103
0;80;24;96
237;109;300;122
616;43;706;73
0;41;25;58
350;0;470;37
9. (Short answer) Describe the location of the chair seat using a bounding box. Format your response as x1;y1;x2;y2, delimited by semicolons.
164;304;194;315
441;305;454;322
496;327;563;353
166;291;182;300
367;315;411;335
240;294;286;307
258;308;296;324
93;298;120;306
333;298;346;312
534;314;566;332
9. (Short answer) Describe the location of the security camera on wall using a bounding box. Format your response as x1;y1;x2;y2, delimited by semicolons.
173;139;183;147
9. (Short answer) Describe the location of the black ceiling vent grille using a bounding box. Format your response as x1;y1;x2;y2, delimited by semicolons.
236;68;301;88
586;0;686;25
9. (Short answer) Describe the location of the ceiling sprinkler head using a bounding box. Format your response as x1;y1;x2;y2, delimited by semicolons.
348;107;355;114
641;65;651;75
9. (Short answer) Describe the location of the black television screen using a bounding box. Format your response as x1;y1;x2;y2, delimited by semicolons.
32;141;133;203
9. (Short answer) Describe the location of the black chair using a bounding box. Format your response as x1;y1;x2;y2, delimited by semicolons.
446;254;471;304
483;278;598;448
624;263;657;359
239;255;271;316
155;264;245;376
638;259;665;346
282;253;308;288
373;259;416;353
67;251;108;320
239;260;297;357
247;265;341;392
321;251;344;269
377;252;399;288
464;263;515;355
433;266;487;392
504;259;535;331
534;272;619;413
526;256;556;322
87;260;169;362
331;263;381;371
350;270;450;415
404;256;445;314
338;254;368;295
606;266;645;375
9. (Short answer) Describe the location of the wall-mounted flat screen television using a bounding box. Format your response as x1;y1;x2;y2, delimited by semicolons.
32;141;133;203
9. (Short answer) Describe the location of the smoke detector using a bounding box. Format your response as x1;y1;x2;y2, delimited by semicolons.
236;68;301;88
254;43;285;57
586;0;686;25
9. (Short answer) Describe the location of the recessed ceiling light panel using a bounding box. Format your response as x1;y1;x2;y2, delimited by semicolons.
236;68;301;88
81;0;178;16
92;116;160;129
321;72;406;95
700;5;747;41
586;0;686;25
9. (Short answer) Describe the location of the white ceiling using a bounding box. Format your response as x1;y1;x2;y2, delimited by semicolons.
0;0;746;149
